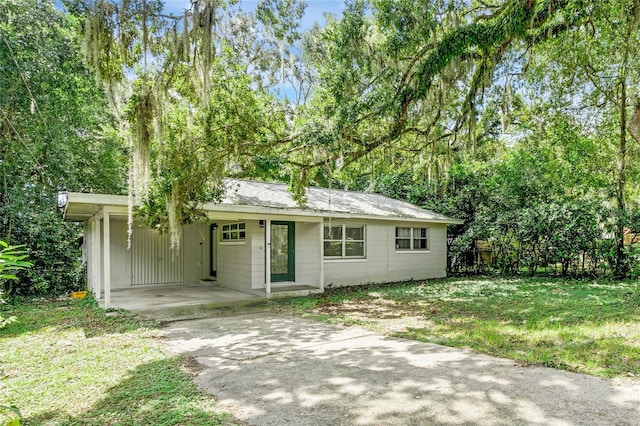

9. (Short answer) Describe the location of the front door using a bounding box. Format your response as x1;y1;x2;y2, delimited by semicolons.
271;221;295;282
209;224;217;277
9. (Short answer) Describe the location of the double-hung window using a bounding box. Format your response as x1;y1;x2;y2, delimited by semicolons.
324;224;365;258
221;222;246;241
395;227;428;250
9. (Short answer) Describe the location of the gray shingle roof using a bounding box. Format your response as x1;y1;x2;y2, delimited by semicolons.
221;179;462;224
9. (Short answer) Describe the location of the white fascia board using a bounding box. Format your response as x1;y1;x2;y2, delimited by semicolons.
64;193;132;222
67;192;131;206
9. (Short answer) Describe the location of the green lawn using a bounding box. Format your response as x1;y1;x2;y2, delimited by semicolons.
3;278;638;424
0;297;237;425
271;277;640;378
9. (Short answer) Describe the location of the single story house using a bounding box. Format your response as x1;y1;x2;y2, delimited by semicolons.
60;179;463;307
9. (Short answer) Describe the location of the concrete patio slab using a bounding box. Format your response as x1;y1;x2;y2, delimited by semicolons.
99;283;267;320
163;312;640;426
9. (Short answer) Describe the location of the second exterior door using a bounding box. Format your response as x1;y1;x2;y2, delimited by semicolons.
271;221;295;282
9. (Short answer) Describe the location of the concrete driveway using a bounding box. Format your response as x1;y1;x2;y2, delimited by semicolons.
163;312;640;425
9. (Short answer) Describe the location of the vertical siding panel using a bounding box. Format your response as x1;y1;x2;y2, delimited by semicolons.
160;232;166;283
148;231;154;284
132;232;137;285
130;226;184;285
140;230;146;284
109;220;131;288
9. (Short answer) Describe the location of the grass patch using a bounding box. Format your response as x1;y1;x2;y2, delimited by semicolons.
0;297;237;425
270;277;640;378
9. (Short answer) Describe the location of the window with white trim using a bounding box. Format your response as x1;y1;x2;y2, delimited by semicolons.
396;227;428;250
221;222;246;241
323;224;365;258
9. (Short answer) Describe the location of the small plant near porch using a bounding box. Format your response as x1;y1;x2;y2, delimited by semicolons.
0;240;32;329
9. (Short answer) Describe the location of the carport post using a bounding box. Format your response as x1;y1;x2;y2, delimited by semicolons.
319;220;324;291
90;216;101;299
102;207;112;309
265;219;271;298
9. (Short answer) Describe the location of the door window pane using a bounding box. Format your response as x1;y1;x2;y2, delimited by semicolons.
271;224;289;275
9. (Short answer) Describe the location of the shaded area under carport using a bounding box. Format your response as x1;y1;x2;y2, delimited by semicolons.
98;283;267;320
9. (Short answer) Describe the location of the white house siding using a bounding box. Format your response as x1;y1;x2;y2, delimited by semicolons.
217;220;260;290
251;230;266;289
239;220;323;290
323;220;448;287
247;220;322;290
86;215;448;293
293;222;322;287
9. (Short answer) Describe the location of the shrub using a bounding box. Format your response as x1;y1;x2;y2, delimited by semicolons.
0;240;32;328
0;188;83;296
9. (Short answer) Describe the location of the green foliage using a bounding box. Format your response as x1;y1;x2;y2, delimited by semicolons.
1;0;125;296
363;119;631;278
287;0;586;183
282;0;640;281
0;405;22;426
523;0;640;277
3;0;640;294
0;0;126;193
0;239;31;329
0;298;236;425
1;187;84;296
0;241;31;283
63;0;298;247
132;58;286;242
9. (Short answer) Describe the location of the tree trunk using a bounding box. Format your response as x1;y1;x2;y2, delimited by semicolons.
614;77;628;278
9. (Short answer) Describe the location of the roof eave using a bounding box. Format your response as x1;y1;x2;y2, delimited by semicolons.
63;192;465;225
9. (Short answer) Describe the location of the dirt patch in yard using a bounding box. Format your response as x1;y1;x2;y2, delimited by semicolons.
310;295;436;334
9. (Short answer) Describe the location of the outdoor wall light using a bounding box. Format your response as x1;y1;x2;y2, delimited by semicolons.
56;191;68;209
211;222;218;230
259;220;265;228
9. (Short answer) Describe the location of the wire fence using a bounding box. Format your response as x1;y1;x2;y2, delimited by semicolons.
448;238;640;278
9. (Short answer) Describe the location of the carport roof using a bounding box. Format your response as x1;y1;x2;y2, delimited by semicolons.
62;178;463;224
